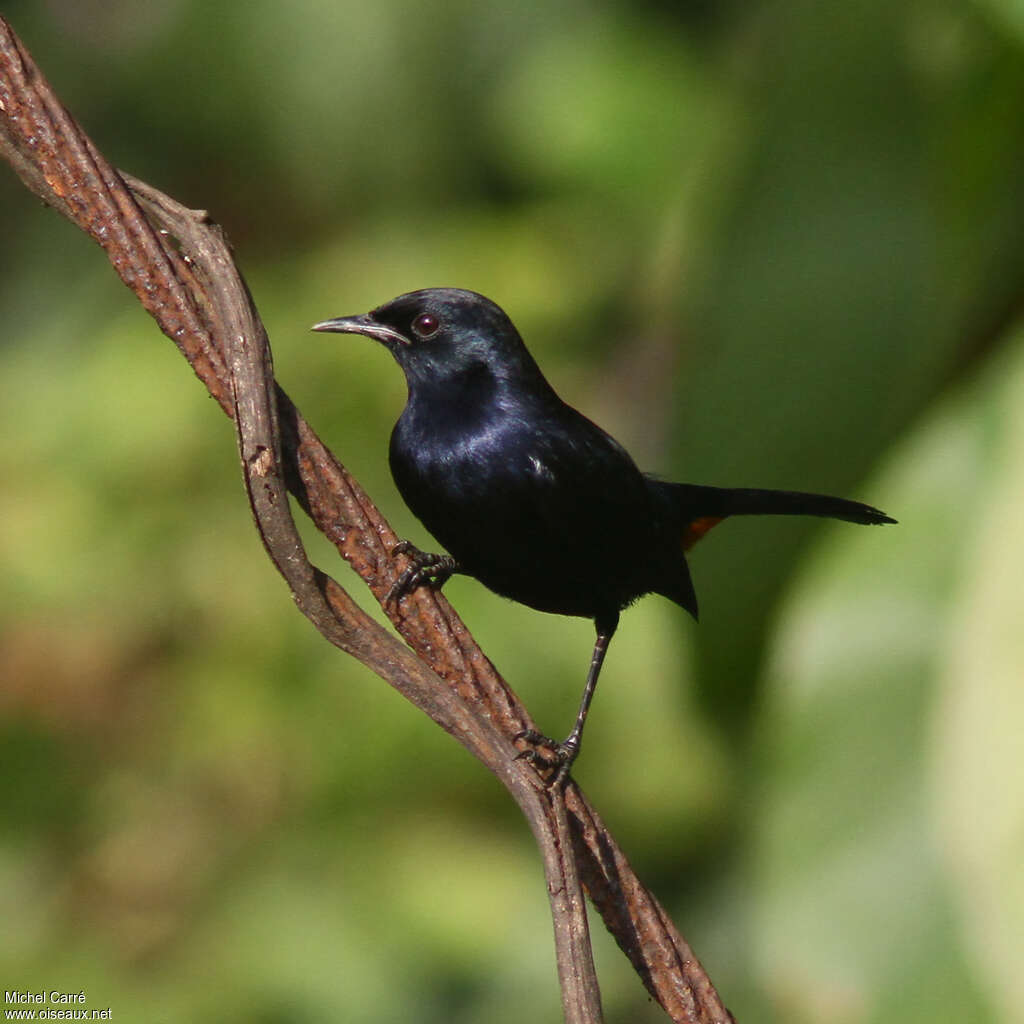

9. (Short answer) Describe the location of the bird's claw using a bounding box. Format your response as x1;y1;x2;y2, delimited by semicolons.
386;542;460;603
514;729;580;787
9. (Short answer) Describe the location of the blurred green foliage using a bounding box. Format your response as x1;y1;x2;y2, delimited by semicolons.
2;1;1023;1021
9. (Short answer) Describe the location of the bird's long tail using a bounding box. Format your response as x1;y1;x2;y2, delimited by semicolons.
650;481;896;550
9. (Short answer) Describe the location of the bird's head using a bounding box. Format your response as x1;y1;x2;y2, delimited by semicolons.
313;288;541;391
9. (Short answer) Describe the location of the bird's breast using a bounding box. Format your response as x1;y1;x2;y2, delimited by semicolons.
387;396;666;619
390;402;545;505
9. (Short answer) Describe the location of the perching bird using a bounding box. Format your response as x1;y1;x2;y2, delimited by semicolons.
313;288;894;779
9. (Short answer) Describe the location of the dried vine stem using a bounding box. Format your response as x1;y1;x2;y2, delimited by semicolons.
0;17;734;1024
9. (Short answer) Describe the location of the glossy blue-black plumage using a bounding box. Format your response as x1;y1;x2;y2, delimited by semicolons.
313;288;894;773
315;288;894;626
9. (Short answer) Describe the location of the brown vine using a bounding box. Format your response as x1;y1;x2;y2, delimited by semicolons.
0;17;733;1023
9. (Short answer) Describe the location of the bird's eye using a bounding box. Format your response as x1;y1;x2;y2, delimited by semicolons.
411;312;440;338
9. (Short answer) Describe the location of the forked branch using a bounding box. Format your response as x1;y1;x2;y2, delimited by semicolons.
0;17;733;1024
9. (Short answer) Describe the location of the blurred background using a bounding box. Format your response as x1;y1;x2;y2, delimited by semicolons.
2;1;1023;1021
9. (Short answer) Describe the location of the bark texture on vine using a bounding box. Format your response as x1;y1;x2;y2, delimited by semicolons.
0;18;734;1023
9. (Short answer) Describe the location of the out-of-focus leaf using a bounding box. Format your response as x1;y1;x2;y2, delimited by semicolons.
668;0;1024;730
745;342;1013;1022
932;341;1024;1024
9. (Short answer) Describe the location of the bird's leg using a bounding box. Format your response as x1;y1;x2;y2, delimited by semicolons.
386;540;461;603
516;614;619;786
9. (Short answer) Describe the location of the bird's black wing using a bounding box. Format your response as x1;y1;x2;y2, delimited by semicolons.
391;396;669;620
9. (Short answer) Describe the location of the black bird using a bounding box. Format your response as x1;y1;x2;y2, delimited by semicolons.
313;288;894;779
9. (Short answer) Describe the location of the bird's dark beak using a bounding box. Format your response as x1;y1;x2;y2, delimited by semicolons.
311;314;410;346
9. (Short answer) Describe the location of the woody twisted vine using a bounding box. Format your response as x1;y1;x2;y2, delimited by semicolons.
0;18;733;1024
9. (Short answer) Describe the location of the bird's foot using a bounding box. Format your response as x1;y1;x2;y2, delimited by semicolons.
386;541;460;603
514;729;580;787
